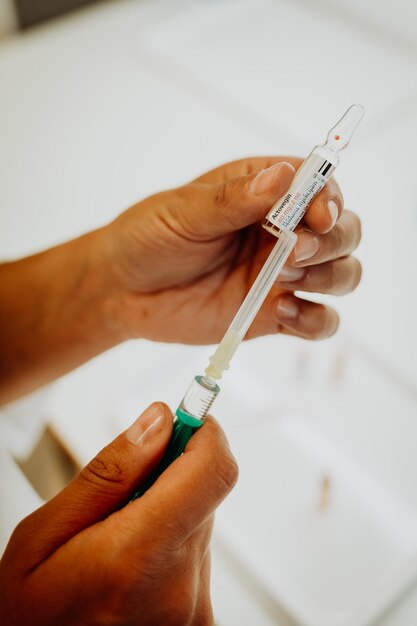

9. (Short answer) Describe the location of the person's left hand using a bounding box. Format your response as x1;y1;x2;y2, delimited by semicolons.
101;156;361;344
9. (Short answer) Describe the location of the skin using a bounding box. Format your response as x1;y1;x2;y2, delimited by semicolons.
0;405;238;626
0;156;361;624
0;156;361;404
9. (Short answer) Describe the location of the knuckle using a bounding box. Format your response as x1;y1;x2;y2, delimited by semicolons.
196;594;215;626
8;516;33;550
12;516;29;538
97;566;143;624
327;176;342;202
130;544;165;581
214;453;239;492
342;210;362;251
349;258;362;292
350;212;362;249
104;561;134;593
315;309;329;338
323;263;337;293
321;257;362;296
167;584;197;625
100;561;199;626
10;511;44;549
329;313;340;338
139;504;184;554
332;222;345;258
309;305;339;340
321;308;339;339
214;182;227;210
82;448;128;489
213;179;244;230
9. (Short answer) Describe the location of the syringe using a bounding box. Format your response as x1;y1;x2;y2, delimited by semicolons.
132;104;364;498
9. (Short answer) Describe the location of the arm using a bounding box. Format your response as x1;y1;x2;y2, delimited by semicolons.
0;229;125;404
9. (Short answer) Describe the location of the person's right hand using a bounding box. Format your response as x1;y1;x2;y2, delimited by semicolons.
0;403;238;626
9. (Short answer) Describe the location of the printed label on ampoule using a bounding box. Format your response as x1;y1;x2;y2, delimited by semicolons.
266;155;336;231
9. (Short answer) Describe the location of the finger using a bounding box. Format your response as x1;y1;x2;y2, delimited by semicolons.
274;294;340;340
179;162;295;239
193;155;303;184
194;156;344;237
117;416;238;547
277;256;362;296
12;402;173;569
289;210;361;267
303;177;344;234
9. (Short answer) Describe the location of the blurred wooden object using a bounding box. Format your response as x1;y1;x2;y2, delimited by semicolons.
13;0;101;29
16;425;80;501
0;0;17;37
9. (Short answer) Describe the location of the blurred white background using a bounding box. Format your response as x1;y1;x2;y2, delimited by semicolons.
1;1;417;624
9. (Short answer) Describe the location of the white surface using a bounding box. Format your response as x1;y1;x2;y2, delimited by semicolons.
1;0;417;625
334;107;417;388
217;415;417;626
211;535;296;626
44;333;417;626
322;0;417;54
0;1;280;259
144;0;417;146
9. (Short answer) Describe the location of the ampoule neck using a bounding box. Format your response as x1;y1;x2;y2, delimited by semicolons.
324;135;345;153
312;142;340;166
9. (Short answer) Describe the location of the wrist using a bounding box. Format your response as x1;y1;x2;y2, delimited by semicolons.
0;226;135;403
78;225;132;346
98;219;164;342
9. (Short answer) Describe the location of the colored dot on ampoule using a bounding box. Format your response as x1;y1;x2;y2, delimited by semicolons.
334;135;340;140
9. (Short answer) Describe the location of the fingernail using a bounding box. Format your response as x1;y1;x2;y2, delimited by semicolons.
249;162;293;196
126;403;167;445
295;231;320;263
276;297;299;320
278;265;305;282
327;200;339;230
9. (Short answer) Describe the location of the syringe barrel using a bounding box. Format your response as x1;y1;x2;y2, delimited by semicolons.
229;229;297;338
205;229;296;380
131;375;220;499
263;145;339;236
178;375;220;420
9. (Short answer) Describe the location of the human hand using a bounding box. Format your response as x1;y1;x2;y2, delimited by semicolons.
102;156;361;344
0;403;238;626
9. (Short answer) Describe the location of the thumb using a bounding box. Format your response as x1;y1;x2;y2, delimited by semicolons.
191;161;295;239
11;402;173;571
